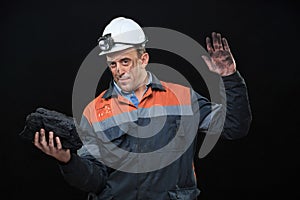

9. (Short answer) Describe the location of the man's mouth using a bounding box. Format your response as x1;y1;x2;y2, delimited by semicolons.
118;77;130;84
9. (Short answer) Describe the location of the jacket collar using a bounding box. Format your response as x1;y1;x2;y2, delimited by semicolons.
102;72;166;99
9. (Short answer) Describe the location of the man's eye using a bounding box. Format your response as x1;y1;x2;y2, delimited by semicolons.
109;63;116;68
122;59;130;65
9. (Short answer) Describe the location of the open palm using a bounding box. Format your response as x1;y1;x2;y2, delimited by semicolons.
202;32;236;76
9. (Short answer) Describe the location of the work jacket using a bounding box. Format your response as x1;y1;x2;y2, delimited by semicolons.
59;71;252;200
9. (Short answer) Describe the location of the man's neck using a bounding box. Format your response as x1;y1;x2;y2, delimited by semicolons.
134;72;149;101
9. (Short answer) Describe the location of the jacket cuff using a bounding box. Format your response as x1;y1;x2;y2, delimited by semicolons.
58;153;80;173
221;71;245;89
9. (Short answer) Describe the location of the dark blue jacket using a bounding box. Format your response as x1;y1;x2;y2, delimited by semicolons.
59;71;252;200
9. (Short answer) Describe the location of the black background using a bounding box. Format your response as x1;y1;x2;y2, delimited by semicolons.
1;0;299;199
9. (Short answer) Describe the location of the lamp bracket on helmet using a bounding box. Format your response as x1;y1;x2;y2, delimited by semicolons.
98;33;148;52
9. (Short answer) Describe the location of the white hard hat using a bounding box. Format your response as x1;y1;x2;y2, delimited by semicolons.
98;17;148;55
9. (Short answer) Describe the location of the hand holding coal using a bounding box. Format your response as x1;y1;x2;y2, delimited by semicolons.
19;107;83;151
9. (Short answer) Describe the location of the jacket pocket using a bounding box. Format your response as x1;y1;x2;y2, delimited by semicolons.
168;187;200;200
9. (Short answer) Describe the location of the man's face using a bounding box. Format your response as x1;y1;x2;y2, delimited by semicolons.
106;48;148;92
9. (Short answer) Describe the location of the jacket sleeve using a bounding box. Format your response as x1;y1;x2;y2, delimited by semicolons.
196;70;252;140
221;71;252;139
58;153;108;194
57;114;108;194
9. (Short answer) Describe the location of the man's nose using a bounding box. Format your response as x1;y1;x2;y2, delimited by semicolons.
116;63;126;75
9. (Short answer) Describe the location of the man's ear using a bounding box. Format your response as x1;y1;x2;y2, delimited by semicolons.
140;52;149;67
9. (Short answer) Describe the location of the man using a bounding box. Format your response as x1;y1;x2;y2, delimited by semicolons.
34;16;252;199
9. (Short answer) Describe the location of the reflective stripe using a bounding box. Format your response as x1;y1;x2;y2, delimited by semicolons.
92;105;193;132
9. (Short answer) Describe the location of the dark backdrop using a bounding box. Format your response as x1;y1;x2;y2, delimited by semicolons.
1;0;299;199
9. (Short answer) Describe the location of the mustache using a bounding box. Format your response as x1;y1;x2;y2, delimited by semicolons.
117;73;130;80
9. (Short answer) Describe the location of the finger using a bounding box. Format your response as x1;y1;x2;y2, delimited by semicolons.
212;32;222;50
34;132;42;149
222;37;231;52
39;128;47;144
48;131;55;150
216;33;223;50
56;136;62;150
206;37;214;55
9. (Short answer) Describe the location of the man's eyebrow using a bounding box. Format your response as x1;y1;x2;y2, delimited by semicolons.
119;57;130;61
107;57;131;63
106;61;113;66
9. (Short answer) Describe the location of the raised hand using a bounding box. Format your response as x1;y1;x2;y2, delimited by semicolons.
202;32;236;76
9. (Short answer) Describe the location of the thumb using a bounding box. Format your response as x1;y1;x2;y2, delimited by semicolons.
201;55;213;70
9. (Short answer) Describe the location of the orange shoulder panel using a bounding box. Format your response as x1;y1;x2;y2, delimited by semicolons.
141;81;191;108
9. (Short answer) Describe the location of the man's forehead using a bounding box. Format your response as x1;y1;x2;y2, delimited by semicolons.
106;48;137;61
